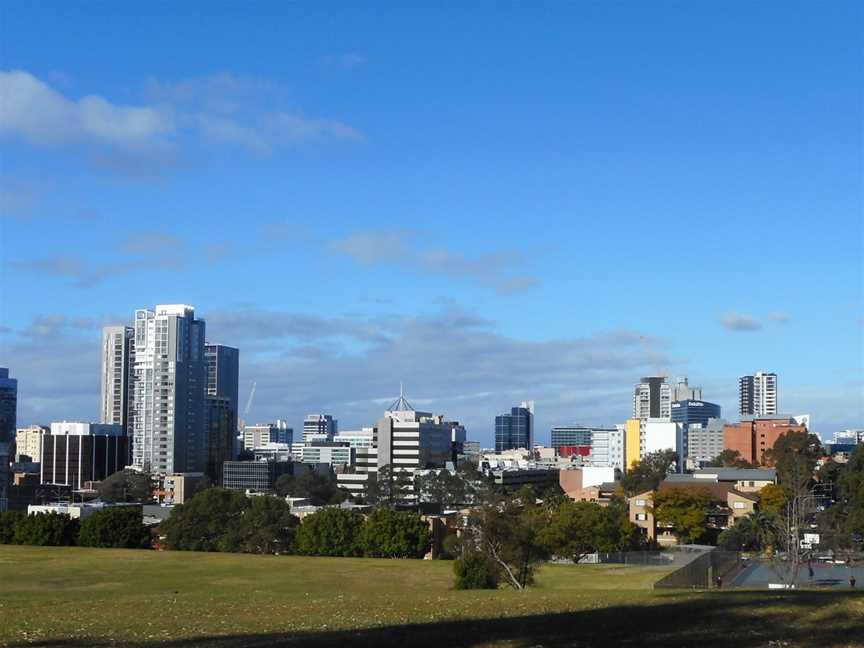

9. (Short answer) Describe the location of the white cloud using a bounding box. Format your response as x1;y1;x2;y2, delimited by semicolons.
0;70;171;145
720;312;762;332
768;312;791;324
332;231;538;294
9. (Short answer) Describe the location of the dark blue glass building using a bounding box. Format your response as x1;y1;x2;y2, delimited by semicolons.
671;400;721;426
495;405;534;452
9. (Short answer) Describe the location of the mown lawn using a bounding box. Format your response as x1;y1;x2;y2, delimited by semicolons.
1;545;862;647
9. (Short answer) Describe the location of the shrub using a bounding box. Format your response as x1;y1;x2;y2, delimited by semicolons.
294;508;364;556
13;512;79;546
359;508;431;558
453;551;499;589
79;507;151;549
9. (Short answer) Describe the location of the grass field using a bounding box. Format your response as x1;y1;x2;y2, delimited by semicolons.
1;545;863;647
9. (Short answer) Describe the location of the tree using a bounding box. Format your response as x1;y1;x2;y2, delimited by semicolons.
651;488;710;544
371;465;412;506
293;507;364;557
838;444;864;537
274;470;346;506
223;496;298;554
763;431;822;494
758;484;787;515
464;486;550;589
453;551;499;589
414;469;479;507
621;450;678;496
709;449;757;469
79;506;151;549
359;508;431;558
161;488;248;552
13;512;79;546
540;500;640;562
97;470;153;503
718;511;781;552
0;511;25;544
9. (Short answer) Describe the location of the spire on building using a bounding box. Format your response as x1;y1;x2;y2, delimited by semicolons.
388;382;415;412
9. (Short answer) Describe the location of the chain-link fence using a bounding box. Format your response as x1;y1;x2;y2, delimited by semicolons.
654;549;740;589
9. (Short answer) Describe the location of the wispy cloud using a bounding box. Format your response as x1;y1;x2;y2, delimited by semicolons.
319;53;368;70
1;70;364;166
767;312;791;324
720;312;762;332
331;231;538;295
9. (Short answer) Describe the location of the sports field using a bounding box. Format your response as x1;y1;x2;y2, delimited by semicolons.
1;545;862;647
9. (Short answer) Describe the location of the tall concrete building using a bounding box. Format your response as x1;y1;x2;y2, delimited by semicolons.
0;368;17;512
739;372;778;416
100;326;135;433
303;414;337;443
131;305;207;474
672;376;702;402
495;401;534;452
15;425;48;462
633;377;671;419
375;391;466;474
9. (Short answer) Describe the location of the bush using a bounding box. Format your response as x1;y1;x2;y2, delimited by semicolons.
13;512;79;546
359;508;431;558
79;507;151;549
0;511;25;544
453;551;499;589
294;508;364;557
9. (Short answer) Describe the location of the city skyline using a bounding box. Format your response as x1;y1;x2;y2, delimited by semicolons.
1;4;862;443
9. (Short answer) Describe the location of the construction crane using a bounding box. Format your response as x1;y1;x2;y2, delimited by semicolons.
243;381;257;418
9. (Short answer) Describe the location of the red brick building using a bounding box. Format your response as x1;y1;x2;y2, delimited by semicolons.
723;417;807;465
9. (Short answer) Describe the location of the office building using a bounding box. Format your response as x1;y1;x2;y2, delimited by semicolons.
100;326;135;433
686;418;726;467
588;426;625;471
624;418;641;471
244;422;293;450
333;427;375;448
633;377;671;419
40;422;127;490
222;460;291;493
303;414;337;443
376;391;466;474
671;376;702;403
15;425;48;463
131;305;207;474
833;429;863;445
550;426;592;456
624;418;683;471
204;344;239;435
724;416;806;466
0;368;17;512
671;400;722;426
296;444;353;467
205;396;234;484
153;472;208;505
495;401;534;452
739;372;778;416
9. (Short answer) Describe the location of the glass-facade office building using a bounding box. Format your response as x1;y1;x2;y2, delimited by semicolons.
495;406;533;452
550;426;592;452
671;400;721;426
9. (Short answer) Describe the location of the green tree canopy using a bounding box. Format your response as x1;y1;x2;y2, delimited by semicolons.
718;511;781;552
358;507;431;558
97;469;153;504
221;495;299;554
708;449;757;469
839;444;864;537
763;431;822;495
274;470;346;506
466;486;550;589
651;488;710;545
453;550;499;590
13;512;80;546
0;511;25;544
161;487;248;552
540;500;640;561
79;506;151;549
621;449;678;496
293;507;364;557
758;483;787;515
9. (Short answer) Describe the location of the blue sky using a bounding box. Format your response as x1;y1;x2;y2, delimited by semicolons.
1;2;861;444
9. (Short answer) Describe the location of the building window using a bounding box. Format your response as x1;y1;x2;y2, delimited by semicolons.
733;501;746;509
636;513;647;521
635;499;646;506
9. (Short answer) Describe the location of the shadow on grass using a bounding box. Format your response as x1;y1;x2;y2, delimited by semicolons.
24;591;864;648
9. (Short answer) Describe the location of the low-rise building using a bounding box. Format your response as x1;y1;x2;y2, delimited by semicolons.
724;416;807;466
153;472;208;505
222;460;292;493
491;468;559;492
28;501;141;520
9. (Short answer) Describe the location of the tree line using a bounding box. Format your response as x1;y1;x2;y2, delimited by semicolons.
0;507;150;549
